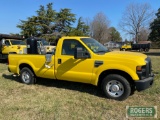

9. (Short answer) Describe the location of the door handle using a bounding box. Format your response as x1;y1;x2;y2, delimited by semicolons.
58;59;61;64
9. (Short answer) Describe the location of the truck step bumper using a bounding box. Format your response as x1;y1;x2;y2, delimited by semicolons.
135;76;154;91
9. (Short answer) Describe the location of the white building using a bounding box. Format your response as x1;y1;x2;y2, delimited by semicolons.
104;41;124;49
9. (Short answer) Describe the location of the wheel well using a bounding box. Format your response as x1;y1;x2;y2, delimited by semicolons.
19;64;35;76
98;69;134;87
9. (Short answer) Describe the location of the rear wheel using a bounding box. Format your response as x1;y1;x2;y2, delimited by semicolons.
20;67;35;84
101;74;131;101
145;48;149;52
139;48;143;52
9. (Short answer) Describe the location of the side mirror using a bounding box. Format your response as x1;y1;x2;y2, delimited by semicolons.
45;54;52;63
2;39;5;46
74;47;90;59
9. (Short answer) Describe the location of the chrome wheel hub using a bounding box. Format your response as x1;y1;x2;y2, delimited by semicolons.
111;85;120;92
22;71;30;83
106;80;124;97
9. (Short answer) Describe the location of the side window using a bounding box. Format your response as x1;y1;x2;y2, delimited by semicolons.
62;39;85;55
5;40;10;46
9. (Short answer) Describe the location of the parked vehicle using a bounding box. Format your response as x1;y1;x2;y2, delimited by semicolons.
49;42;56;46
0;34;26;60
120;43;150;52
38;39;56;53
8;36;154;101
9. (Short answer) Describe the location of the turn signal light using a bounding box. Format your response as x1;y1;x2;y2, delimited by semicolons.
136;66;142;71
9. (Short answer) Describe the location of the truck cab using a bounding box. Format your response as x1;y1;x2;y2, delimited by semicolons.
2;39;26;54
120;43;132;51
0;34;27;60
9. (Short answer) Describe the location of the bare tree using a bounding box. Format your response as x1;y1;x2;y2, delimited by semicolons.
138;27;150;41
119;3;154;43
90;12;110;43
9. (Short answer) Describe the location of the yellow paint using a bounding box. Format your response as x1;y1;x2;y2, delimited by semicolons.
121;43;132;50
8;36;148;86
2;39;26;54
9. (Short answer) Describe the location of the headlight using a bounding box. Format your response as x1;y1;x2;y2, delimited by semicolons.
136;66;142;71
136;65;146;80
137;65;146;72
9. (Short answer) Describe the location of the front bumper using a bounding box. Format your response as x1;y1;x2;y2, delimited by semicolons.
135;74;154;91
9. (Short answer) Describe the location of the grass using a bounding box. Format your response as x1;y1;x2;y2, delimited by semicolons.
0;55;160;120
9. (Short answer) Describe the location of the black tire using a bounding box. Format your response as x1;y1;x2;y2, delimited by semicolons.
130;85;136;96
101;74;131;101
20;67;35;85
139;48;143;52
145;48;149;52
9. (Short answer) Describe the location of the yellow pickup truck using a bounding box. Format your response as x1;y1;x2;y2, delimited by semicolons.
8;36;154;101
120;43;132;51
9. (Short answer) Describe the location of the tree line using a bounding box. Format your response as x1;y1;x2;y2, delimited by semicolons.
16;2;160;44
16;3;121;43
17;3;89;41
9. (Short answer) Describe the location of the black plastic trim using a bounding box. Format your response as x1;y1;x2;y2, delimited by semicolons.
135;74;154;91
94;61;103;67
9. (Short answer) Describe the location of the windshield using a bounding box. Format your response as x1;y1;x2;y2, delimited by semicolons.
81;38;109;53
10;40;26;45
41;39;49;45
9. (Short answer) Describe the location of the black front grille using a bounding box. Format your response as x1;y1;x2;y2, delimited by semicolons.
145;57;152;77
137;57;152;80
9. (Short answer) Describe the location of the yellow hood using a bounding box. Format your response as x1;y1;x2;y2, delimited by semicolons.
97;51;147;66
106;51;147;59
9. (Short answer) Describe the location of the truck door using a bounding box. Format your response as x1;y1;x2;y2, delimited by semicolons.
2;40;11;54
55;39;94;83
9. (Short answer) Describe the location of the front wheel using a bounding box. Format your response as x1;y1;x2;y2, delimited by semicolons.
139;48;143;52
101;74;131;101
20;67;35;85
